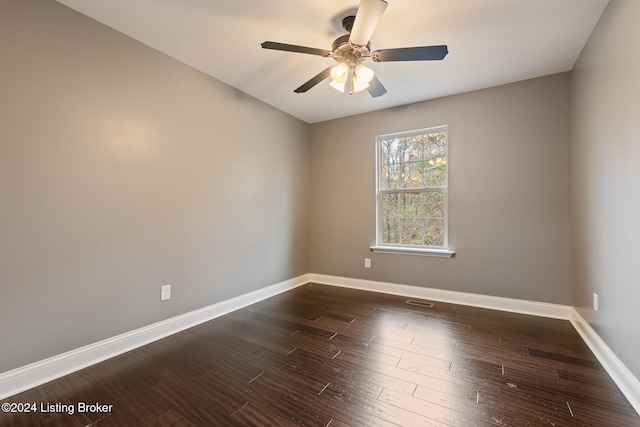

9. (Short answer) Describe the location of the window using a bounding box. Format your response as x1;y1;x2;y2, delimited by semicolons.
373;126;454;257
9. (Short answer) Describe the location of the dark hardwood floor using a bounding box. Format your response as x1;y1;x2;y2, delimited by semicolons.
2;283;638;426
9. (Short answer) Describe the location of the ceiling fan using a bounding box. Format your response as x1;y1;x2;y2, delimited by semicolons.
261;0;448;97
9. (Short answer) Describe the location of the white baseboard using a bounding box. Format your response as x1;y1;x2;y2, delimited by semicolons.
570;309;640;416
0;274;309;400
309;273;573;319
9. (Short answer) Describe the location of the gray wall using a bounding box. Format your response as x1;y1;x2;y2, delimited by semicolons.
309;73;572;304
571;0;640;378
0;0;309;372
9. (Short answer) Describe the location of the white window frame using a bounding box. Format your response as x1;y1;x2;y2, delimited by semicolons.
371;126;455;257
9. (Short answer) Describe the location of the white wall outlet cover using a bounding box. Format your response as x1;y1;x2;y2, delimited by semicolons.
161;284;171;301
365;258;371;268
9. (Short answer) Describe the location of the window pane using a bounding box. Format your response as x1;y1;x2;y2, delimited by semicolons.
400;218;424;245
380;190;444;247
398;192;425;218
424;132;447;187
402;137;423;163
402;161;424;188
382;217;400;244
379;129;447;190
425;191;445;219
424;219;444;247
380;138;400;168
380;163;402;189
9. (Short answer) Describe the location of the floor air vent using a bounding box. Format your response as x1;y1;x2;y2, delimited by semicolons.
405;299;434;308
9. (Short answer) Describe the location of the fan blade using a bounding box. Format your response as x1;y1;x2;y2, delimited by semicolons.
261;41;332;57
367;75;387;98
294;67;332;93
349;0;388;47
372;45;448;62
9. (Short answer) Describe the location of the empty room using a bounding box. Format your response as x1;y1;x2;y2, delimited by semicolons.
1;0;639;425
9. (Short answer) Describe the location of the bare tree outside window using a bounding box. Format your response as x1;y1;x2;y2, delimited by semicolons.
377;126;448;248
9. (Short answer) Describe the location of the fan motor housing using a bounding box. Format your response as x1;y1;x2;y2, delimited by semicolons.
332;34;371;64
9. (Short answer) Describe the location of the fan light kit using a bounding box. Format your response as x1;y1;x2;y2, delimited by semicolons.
329;63;374;93
261;0;448;97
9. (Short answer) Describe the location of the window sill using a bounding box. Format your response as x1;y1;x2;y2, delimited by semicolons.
370;245;456;258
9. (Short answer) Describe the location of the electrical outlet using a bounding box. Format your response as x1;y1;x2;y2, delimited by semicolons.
593;292;598;311
364;258;371;268
161;284;171;301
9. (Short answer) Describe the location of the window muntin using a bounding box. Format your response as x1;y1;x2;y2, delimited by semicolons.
377;126;448;249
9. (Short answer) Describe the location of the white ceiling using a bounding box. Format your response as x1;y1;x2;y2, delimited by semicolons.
56;0;609;124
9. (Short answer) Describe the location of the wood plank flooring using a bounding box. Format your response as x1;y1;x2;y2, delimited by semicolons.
2;283;638;426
